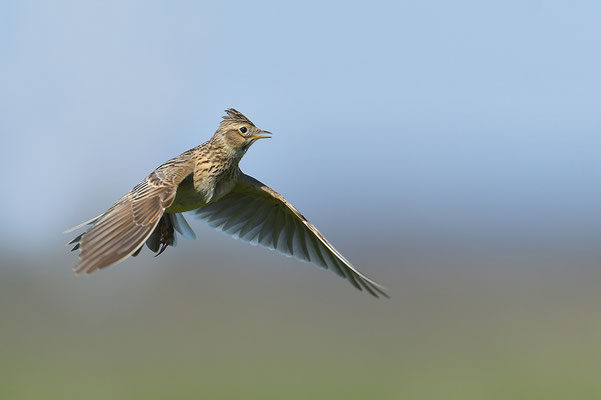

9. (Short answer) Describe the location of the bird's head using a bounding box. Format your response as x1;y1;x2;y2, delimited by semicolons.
214;108;271;155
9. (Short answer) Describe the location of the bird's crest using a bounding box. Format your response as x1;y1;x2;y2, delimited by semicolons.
222;108;255;126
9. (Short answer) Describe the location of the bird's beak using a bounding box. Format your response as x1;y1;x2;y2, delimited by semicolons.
248;130;272;140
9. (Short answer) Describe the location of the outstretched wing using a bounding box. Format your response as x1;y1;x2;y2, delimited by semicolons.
195;172;388;298
69;158;194;275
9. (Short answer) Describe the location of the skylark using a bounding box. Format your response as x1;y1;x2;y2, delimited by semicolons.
67;109;387;297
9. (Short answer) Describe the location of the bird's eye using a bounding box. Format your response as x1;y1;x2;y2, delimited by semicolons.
239;127;248;134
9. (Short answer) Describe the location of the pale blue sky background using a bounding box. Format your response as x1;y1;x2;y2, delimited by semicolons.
1;0;600;259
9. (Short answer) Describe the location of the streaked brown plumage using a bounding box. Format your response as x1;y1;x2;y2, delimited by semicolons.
67;109;388;297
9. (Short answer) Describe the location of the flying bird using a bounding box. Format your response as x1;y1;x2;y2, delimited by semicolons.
67;109;388;297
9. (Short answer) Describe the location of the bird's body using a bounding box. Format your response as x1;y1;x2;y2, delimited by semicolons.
67;109;387;297
163;145;240;213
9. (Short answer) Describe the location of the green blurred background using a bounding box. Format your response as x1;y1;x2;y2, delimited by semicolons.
3;243;601;399
2;1;601;398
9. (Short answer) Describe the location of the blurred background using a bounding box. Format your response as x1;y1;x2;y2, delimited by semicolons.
2;1;601;398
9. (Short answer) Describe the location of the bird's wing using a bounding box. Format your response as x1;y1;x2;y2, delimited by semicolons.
195;172;388;298
70;160;193;275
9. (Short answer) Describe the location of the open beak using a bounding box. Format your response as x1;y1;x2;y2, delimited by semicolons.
248;130;272;140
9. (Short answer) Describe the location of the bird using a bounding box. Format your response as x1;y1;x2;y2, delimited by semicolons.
66;109;388;298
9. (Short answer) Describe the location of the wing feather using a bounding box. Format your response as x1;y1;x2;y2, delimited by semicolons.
271;208;285;251
304;229;329;271
221;198;259;234
240;202;272;245
283;212;296;256
69;157;194;274
257;207;278;247
195;172;388;298
291;217;311;262
73;185;168;275
172;213;196;240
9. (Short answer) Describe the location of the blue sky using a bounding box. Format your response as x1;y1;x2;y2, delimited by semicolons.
1;0;600;253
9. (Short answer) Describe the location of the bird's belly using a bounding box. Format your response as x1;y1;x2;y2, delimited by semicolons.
165;173;238;214
165;176;207;213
